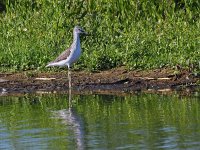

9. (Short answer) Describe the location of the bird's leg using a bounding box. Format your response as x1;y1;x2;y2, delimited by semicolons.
68;67;72;89
68;67;72;108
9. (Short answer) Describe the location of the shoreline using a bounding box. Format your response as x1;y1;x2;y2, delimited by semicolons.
0;67;199;96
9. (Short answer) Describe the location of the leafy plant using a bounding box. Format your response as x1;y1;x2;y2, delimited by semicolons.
0;0;199;72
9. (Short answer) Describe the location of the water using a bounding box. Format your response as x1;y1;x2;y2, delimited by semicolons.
0;93;199;150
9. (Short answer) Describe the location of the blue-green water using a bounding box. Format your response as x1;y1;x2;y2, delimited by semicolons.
0;93;199;150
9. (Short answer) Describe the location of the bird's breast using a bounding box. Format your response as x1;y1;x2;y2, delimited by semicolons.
68;46;81;63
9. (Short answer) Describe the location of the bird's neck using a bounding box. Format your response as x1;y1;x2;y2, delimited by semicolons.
72;33;80;47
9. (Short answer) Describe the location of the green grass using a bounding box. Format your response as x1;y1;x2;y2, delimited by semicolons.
0;0;199;72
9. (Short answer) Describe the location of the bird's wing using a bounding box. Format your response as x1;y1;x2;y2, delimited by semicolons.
50;47;72;63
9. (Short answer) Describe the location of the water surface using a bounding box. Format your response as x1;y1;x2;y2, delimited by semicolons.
0;93;199;149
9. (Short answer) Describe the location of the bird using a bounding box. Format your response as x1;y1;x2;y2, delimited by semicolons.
46;26;87;68
46;26;87;88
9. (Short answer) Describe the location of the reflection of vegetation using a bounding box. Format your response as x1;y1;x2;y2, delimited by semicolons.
0;93;199;149
0;1;199;72
0;94;70;149
77;94;200;149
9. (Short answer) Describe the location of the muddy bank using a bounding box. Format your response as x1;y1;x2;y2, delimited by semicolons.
0;67;199;96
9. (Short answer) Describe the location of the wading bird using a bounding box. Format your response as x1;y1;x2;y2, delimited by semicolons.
46;26;87;88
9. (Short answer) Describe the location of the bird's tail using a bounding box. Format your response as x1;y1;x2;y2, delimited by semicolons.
46;61;67;67
46;62;54;67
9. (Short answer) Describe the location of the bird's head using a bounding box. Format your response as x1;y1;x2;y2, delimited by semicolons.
74;26;87;35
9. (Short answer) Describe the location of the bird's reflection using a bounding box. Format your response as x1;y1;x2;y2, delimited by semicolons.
53;70;85;150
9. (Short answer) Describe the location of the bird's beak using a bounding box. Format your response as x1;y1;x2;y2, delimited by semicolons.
83;32;89;36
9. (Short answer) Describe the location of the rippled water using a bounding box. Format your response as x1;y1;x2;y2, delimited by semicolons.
0;93;199;149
